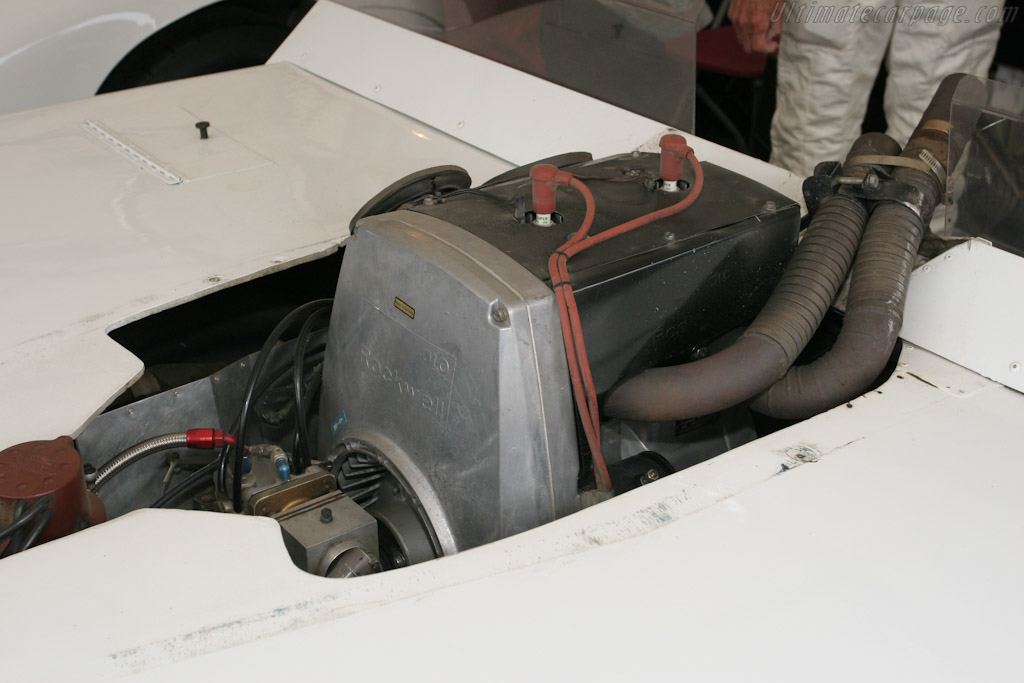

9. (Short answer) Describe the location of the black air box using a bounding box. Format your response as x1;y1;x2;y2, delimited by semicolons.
410;152;800;401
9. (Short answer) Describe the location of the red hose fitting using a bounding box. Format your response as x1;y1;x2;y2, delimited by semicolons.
530;164;574;217
186;429;237;450
659;134;692;185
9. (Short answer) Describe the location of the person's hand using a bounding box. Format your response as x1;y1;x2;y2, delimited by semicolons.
729;0;783;54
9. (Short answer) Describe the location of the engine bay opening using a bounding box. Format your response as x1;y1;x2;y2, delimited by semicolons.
105;251;343;408
4;104;953;570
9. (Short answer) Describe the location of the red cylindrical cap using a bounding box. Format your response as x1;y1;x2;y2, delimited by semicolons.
0;436;105;545
659;134;691;182
186;428;236;449
530;164;573;215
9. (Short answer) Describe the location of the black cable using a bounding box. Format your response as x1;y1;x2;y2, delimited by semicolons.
216;416;240;493
0;495;52;542
260;345;326;400
229;299;333;511
151;459;219;509
215;344;327;492
291;363;324;474
16;508;54;554
303;364;323;458
7;499;26;557
292;309;329;473
0;495;53;557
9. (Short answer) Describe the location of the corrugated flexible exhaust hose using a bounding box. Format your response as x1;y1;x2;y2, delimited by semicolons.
605;73;980;423
603;133;895;422
749;177;933;418
750;73;979;418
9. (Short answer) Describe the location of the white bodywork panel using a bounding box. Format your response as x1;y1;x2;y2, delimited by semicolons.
0;0;216;115
903;239;1024;393
0;62;510;447
0;3;1021;681
2;346;1021;681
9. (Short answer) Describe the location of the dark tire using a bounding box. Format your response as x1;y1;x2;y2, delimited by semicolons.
97;1;312;93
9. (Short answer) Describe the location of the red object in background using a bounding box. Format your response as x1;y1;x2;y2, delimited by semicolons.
0;436;105;546
693;26;769;79
666;26;771;79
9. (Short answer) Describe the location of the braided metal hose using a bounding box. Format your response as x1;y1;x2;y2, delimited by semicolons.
92;433;188;492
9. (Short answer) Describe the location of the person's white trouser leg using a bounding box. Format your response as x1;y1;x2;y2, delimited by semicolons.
770;0;1006;176
771;2;892;176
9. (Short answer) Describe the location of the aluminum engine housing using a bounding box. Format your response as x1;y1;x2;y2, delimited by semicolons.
319;211;578;557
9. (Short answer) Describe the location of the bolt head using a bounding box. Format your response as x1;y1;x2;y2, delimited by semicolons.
320;508;333;524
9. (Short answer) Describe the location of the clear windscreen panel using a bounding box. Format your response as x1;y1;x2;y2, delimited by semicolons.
945;76;1024;257
341;0;699;132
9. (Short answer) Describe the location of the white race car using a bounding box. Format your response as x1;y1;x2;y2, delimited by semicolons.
0;0;322;115
0;2;1021;681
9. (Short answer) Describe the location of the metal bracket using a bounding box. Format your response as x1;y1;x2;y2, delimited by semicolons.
836;169;928;218
803;151;941;220
801;160;843;218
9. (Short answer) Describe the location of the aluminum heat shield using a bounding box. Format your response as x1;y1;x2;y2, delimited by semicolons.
319;211;578;555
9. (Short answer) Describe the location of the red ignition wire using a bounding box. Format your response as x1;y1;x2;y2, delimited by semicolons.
545;143;704;493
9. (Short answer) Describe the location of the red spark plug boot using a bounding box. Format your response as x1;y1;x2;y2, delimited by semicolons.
186;429;237;450
659;134;692;191
530;164;574;226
